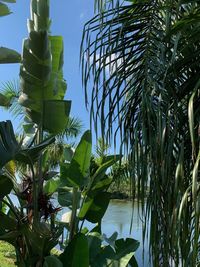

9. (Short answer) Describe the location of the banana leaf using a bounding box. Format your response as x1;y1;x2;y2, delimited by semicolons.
0;120;55;168
0;47;21;63
19;2;70;134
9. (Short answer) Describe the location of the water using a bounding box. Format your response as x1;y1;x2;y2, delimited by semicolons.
61;199;151;266
11;194;151;265
101;200;151;266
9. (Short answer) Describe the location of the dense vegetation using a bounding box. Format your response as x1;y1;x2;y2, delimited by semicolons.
0;1;139;267
1;0;200;266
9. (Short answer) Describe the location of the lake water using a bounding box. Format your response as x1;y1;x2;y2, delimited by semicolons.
101;200;151;266
11;194;151;266
61;199;151;266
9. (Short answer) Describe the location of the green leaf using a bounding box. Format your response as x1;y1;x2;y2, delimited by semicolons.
129;255;139;267
61;130;92;187
43;100;71;134
93;238;139;267
92;246;115;267
63;146;74;162
0;175;13;198
83;192;110;223
19;31;70;134
58;187;74;208
78;196;93;219
91;155;121;189
43;256;63;267
90;177;112;194
0;120;20;168
23;123;35;135
16;136;55;164
59;233;89;267
0;120;55;167
113;238;140;265
1;1;16;3
0;47;21;63
44;178;60;195
0;92;11;107
0;211;17;234
87;232;102;263
0;3;11;16
103;232;118;248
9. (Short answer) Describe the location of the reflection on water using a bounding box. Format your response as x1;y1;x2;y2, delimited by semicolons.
101;200;151;267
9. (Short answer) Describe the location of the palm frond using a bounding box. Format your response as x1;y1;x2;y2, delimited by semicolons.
0;80;23;118
56;116;83;142
81;0;200;266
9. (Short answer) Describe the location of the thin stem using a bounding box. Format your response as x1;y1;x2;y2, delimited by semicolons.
69;187;79;241
79;219;85;232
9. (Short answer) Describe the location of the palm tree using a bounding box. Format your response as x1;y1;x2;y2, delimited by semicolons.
81;1;200;266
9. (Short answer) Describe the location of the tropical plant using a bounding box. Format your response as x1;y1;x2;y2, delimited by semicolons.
0;1;140;266
44;129;139;267
0;0;71;265
81;0;200;266
0;120;140;266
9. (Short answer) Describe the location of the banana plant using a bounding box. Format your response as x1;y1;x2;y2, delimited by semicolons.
0;120;62;266
0;0;72;266
44;130;139;267
0;1;139;266
18;0;71;134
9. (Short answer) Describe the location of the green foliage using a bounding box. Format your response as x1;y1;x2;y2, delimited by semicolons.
43;256;63;267
0;120;55;168
0;175;13;198
0;1;140;267
0;1;15;17
82;0;200;266
18;1;71;134
87;232;139;267
60;130;92;187
0;47;20;64
59;233;89;267
56;131;138;267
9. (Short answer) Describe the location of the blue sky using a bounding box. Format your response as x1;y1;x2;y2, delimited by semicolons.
0;0;94;131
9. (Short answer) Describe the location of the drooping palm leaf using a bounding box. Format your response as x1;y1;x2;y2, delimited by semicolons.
82;0;200;266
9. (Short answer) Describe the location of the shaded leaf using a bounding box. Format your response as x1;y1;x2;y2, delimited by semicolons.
43;256;63;267
0;2;11;16
0;47;20;63
44;178;60;195
58;187;74;208
61;130;92;187
84;192;110;223
59;233;89;267
0;175;13;198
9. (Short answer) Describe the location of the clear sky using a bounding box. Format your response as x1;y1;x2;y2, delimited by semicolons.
0;0;94;131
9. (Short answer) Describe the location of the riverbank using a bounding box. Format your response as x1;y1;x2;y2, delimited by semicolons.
110;190;130;200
